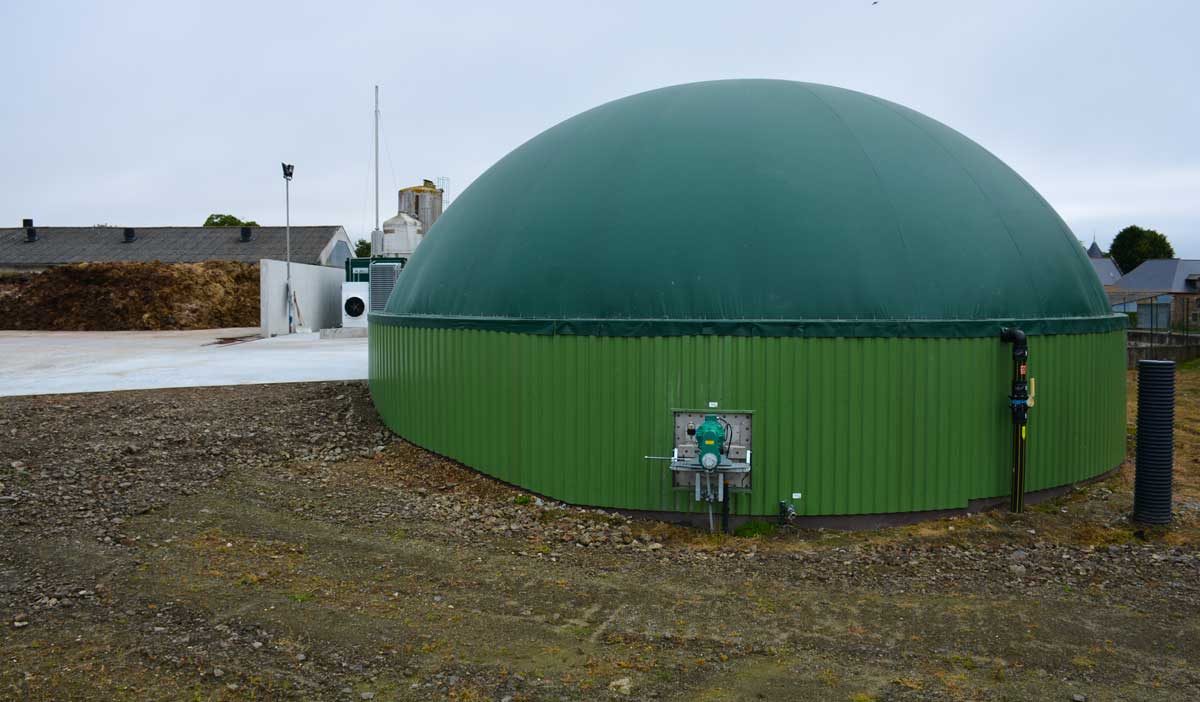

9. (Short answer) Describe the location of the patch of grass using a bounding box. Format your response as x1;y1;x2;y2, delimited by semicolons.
1070;524;1131;546
1178;356;1200;371
818;668;840;688
894;676;923;690
513;494;532;505
287;591;314;603
574;510;627;526
1028;501;1061;514
538;508;570;523
734;521;777;538
449;685;491;702
237;572;265;586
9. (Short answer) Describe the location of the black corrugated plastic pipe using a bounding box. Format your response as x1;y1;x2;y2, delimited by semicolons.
1134;360;1175;525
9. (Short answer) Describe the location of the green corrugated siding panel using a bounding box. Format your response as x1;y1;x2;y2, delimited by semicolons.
369;327;1126;517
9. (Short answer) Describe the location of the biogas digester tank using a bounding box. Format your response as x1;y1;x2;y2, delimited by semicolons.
369;80;1126;521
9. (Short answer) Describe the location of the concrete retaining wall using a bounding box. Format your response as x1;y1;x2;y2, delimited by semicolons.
1128;343;1200;368
259;259;343;337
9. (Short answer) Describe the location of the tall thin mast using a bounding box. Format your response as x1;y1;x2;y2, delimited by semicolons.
374;84;380;232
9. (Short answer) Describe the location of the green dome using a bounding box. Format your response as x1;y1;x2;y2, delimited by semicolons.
379;79;1121;337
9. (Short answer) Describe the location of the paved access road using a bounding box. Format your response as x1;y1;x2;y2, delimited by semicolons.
0;328;366;397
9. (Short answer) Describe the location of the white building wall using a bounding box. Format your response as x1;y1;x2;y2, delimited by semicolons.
259;259;344;337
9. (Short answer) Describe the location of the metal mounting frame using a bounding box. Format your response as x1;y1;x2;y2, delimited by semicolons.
669;409;754;492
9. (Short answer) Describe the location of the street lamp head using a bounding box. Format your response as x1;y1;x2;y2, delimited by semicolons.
281;163;294;180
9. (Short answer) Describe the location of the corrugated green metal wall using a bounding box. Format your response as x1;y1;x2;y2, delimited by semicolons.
369;327;1126;517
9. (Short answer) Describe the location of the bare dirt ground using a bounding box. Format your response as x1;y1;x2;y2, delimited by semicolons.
1;367;1199;701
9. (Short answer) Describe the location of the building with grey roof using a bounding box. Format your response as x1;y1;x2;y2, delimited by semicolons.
1089;257;1122;286
0;222;353;272
1109;258;1200;329
1111;259;1200;294
1084;241;1122;286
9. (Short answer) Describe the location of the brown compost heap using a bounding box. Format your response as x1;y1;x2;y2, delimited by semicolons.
0;261;259;331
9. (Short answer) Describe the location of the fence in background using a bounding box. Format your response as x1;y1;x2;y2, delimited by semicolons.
1127;331;1200;367
1109;292;1200;367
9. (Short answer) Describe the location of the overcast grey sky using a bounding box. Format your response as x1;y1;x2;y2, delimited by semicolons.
2;1;1197;255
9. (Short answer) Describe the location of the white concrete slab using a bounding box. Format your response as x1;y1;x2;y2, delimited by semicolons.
0;328;367;397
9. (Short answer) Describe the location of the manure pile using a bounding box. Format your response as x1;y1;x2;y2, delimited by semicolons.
0;261;259;330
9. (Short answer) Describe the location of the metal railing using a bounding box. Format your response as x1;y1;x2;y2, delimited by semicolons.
1110;292;1199;358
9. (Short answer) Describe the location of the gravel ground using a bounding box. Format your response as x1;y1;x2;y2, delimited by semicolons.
1;379;1198;701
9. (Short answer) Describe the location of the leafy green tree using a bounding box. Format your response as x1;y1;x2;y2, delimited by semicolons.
354;239;371;257
1109;225;1174;274
203;214;259;227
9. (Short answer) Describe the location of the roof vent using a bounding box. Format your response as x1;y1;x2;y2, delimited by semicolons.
25;226;37;242
240;226;252;242
123;227;136;243
22;218;33;228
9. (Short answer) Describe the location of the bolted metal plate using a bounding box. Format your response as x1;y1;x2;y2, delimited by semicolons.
671;411;752;490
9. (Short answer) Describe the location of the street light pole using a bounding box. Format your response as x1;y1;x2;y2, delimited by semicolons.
282;162;295;334
374;84;380;233
370;85;383;251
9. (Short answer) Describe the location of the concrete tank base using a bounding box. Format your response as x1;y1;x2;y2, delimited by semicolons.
320;327;368;339
620;465;1123;531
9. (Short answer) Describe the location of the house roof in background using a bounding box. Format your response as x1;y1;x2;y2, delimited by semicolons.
1087;241;1104;258
1090;257;1122;286
1111;259;1200;293
0;226;347;267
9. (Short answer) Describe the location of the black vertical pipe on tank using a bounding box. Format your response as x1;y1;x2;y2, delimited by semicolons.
1134;360;1175;524
1000;328;1030;512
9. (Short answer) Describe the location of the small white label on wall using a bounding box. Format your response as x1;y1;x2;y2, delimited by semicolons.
707;401;718;408
791;493;803;500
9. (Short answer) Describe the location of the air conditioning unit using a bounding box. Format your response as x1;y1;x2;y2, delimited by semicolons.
342;281;369;328
369;261;403;313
